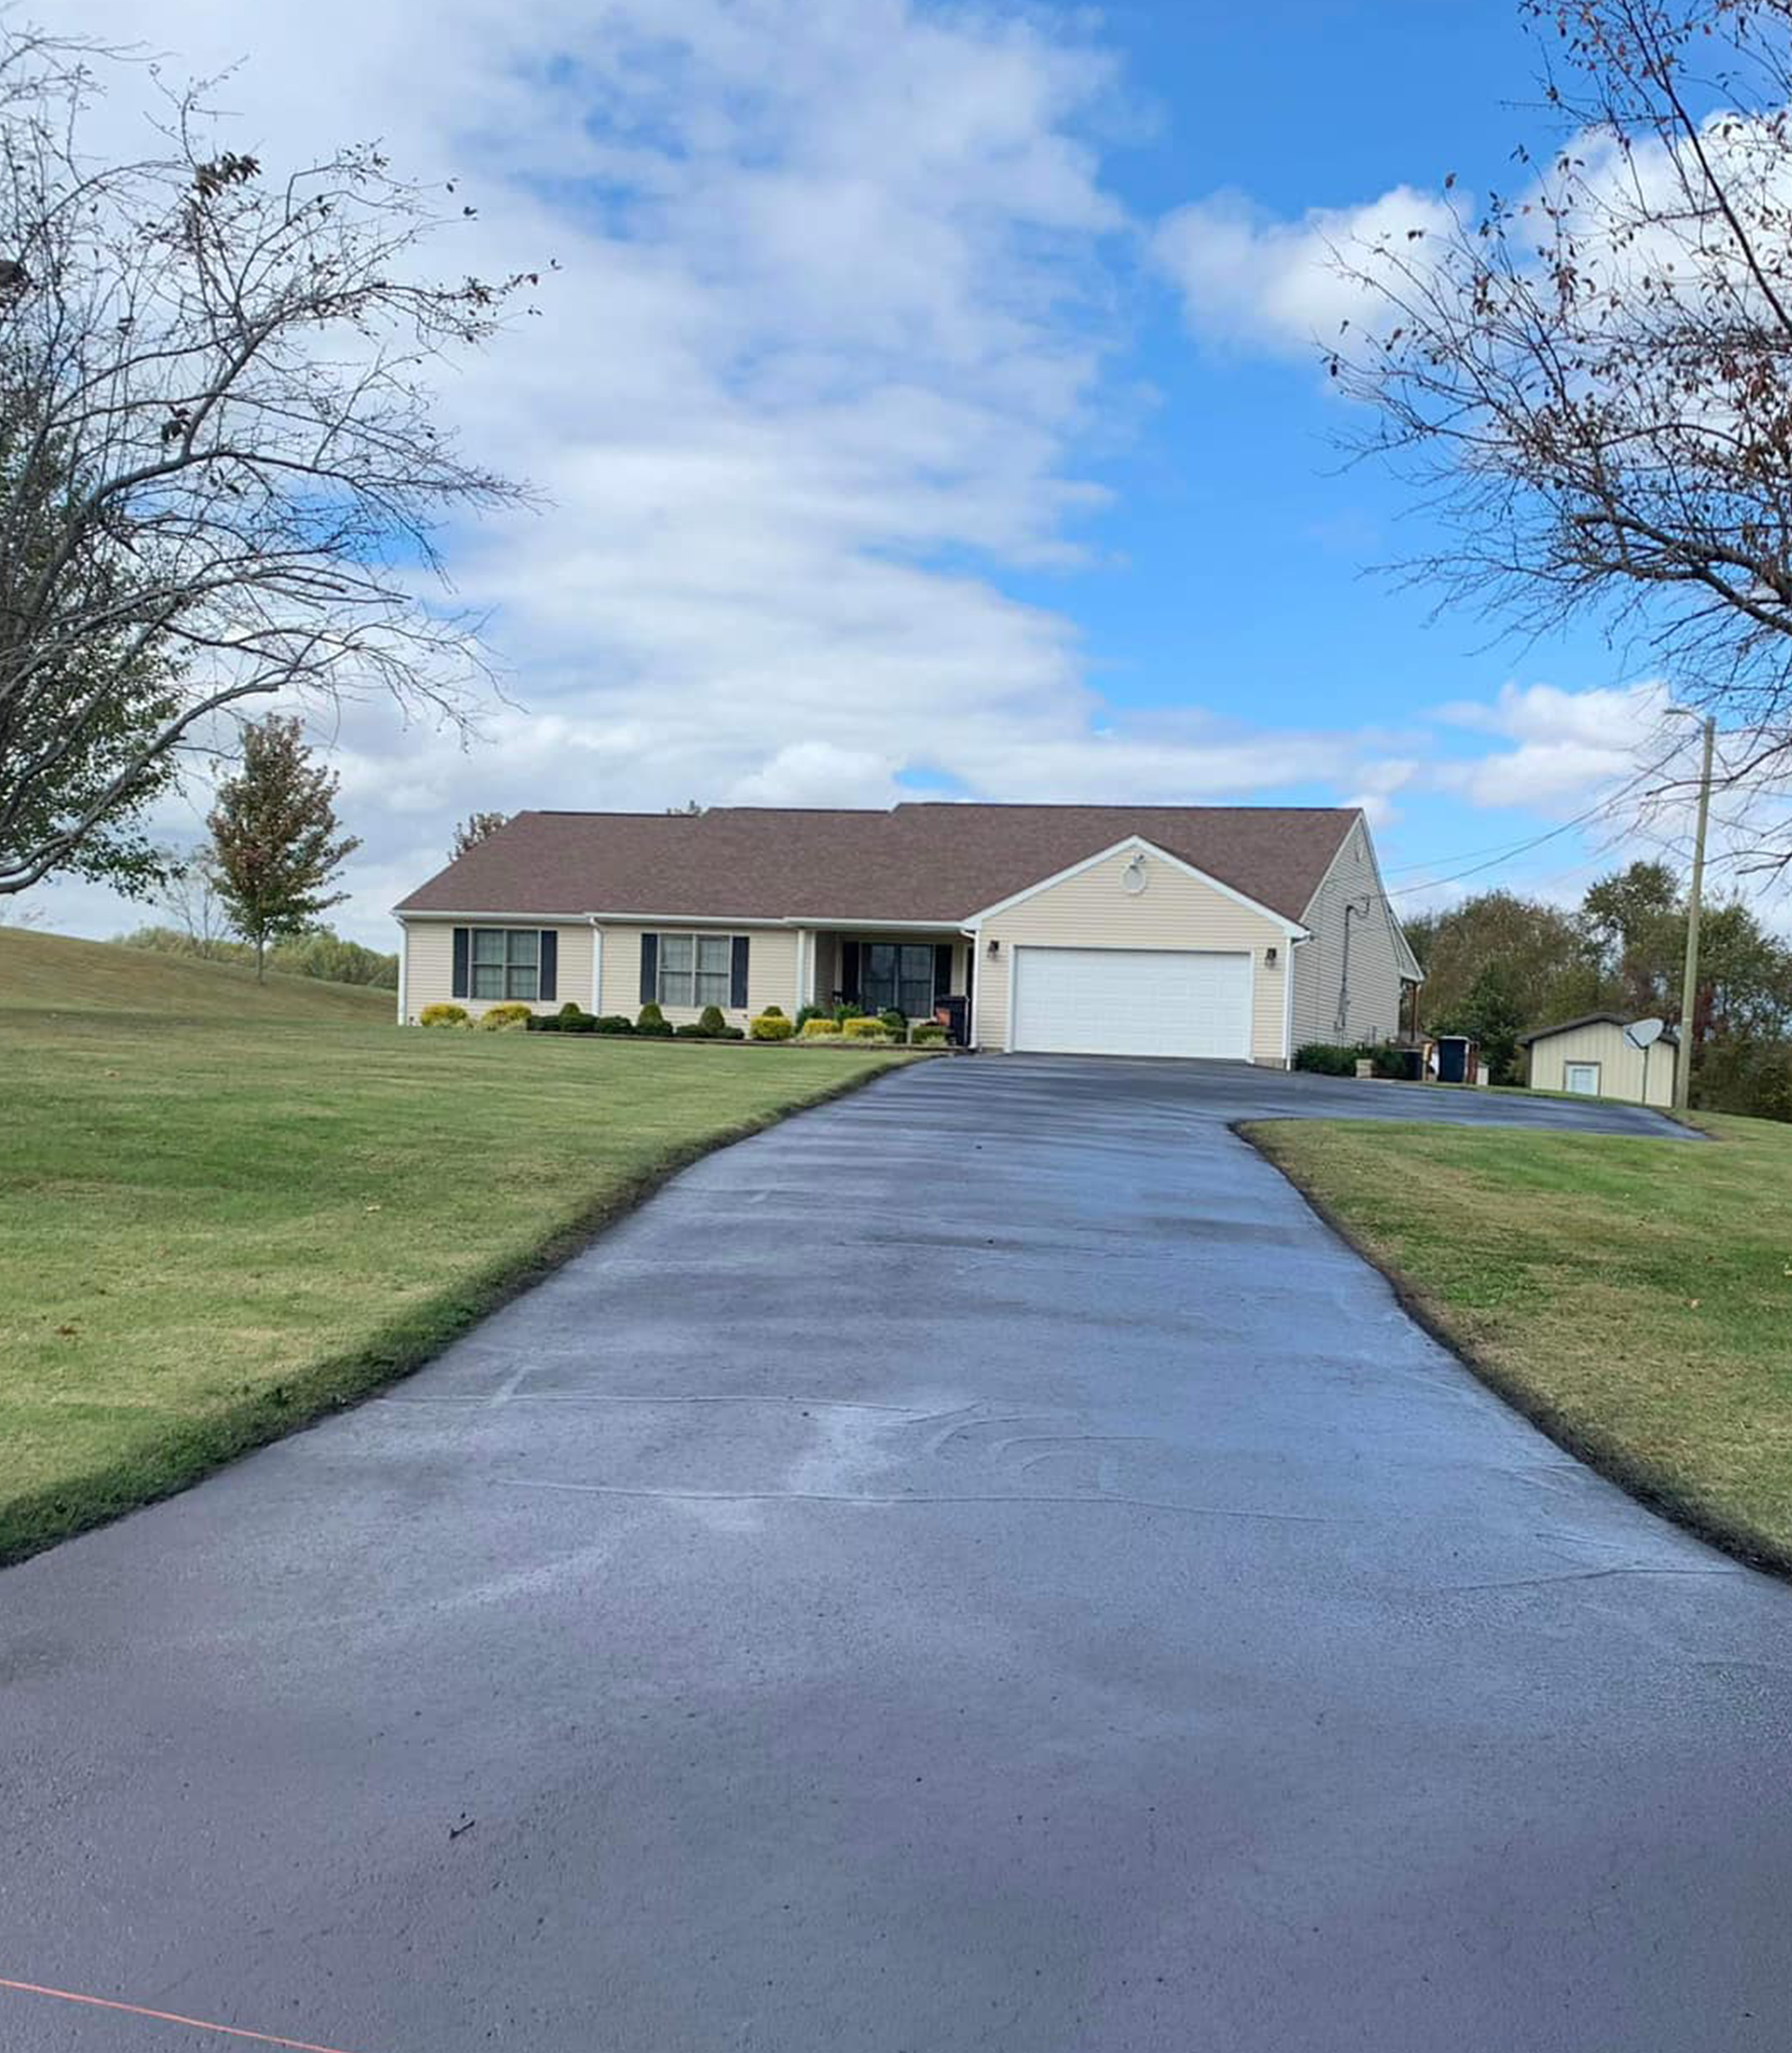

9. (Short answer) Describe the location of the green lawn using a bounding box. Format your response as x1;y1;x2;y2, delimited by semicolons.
1249;1112;1792;1571
0;930;908;1563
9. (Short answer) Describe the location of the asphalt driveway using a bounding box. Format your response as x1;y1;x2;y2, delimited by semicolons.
4;1059;1788;2053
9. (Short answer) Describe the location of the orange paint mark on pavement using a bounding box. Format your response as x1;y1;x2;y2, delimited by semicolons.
0;1974;381;2053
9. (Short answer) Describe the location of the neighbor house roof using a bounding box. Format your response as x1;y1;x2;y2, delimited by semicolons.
1518;1010;1679;1048
395;804;1364;927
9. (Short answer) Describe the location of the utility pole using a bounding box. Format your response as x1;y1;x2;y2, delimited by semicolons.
1673;715;1717;1113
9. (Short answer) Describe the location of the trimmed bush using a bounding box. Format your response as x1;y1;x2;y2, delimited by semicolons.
1293;1042;1362;1077
878;1008;908;1039
525;1013;558;1033
675;1022;713;1038
842;1015;893;1041
418;1002;470;1029
558;1000;584;1020
479;1002;533;1032
801;1016;843;1039
699;1004;728;1035
761;1005;785;1019
592;1014;635;1035
635;1002;674;1038
795;1004;828;1031
831;1002;864;1023
750;1012;795;1041
558;1009;597;1034
911;1021;947;1045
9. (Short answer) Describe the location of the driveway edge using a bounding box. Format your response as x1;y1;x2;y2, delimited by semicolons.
1236;1117;1791;1584
2;1058;913;1571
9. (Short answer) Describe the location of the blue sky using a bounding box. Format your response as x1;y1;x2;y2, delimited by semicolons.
32;0;1706;944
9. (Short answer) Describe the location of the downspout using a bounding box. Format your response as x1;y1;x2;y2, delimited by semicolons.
587;916;603;1014
1335;896;1371;1038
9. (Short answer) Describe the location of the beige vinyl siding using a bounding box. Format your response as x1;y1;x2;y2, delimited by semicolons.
400;921;594;1023
1526;1020;1676;1107
974;845;1289;1063
597;923;800;1026
1292;817;1409;1048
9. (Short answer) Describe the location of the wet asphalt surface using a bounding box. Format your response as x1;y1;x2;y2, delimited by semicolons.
3;1058;1789;2053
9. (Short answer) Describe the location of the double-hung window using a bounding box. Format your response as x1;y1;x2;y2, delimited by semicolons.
471;927;540;1002
861;941;937;1020
659;933;733;1009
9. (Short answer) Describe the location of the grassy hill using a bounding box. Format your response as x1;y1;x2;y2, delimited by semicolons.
0;934;908;1564
0;925;393;1021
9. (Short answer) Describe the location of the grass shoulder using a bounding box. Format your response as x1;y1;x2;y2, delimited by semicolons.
1;998;910;1565
1244;1111;1792;1574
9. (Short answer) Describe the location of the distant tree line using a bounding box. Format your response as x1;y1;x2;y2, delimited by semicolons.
1408;861;1792;1117
115;923;397;990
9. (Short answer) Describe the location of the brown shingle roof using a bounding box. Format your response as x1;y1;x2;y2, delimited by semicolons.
394;803;1361;926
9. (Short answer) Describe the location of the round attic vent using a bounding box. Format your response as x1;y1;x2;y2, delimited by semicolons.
1122;853;1148;896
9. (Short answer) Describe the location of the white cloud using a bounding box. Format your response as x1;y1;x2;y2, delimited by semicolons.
18;0;1440;946
1429;679;1672;812
1152;184;1459;356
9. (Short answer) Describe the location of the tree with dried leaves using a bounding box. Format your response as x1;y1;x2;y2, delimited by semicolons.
0;27;539;898
450;810;509;859
207;716;360;981
1333;1;1792;854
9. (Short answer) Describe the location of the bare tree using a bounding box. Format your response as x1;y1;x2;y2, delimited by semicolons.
0;27;541;897
450;809;509;859
1332;1;1792;850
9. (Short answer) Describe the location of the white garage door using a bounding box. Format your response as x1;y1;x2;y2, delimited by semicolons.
1010;946;1254;1059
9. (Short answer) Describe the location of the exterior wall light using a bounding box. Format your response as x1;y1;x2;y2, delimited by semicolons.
1265;946;1278;967
986;936;1001;956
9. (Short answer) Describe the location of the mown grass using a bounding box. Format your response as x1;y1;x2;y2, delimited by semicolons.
1249;1113;1792;1571
0;931;908;1563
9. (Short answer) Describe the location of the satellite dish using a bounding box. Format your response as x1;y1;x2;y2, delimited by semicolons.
1624;1017;1665;1049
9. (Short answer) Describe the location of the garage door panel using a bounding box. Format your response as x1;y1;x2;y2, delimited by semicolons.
1011;946;1252;1059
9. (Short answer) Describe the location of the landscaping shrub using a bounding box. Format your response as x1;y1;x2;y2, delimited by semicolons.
842;1016;893;1041
801;1017;843;1039
1293;1042;1361;1076
592;1014;635;1035
761;1005;785;1019
878;1008;908;1039
750;1012;795;1041
635;1002;674;1038
1369;1043;1419;1082
795;1005;828;1030
558;1000;584;1020
479;1002;533;1032
699;1004;728;1035
525;1013;558;1032
831;1001;864;1023
418;1002;470;1029
558;1009;597;1034
911;1021;947;1045
675;1022;713;1038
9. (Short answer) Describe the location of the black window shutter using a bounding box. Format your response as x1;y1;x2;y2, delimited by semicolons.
451;927;470;999
729;935;750;1009
933;943;952;1003
640;932;659;1005
841;940;860;1003
538;930;558;1003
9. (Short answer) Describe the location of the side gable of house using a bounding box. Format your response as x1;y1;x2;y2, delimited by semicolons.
1291;814;1415;1047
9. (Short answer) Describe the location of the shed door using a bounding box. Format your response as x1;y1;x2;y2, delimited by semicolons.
1010;946;1253;1059
1564;1061;1600;1096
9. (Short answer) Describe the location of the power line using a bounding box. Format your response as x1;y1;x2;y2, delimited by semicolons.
1386;752;1678;898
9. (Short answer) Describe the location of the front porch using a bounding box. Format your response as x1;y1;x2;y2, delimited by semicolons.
805;929;972;1028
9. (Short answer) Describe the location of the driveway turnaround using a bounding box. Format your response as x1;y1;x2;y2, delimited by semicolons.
6;1060;1789;2053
